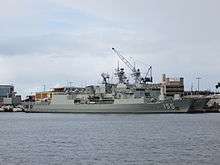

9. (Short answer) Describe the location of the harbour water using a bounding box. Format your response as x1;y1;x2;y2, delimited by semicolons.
0;113;219;165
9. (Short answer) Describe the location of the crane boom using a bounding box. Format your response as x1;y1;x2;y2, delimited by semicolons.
146;66;152;78
142;66;153;83
112;48;135;72
112;48;153;84
112;47;143;84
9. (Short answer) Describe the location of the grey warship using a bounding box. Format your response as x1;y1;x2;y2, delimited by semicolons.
26;81;193;113
26;48;198;113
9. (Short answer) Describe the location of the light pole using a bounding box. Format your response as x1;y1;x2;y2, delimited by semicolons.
196;77;201;92
69;82;74;87
43;85;46;92
191;82;193;92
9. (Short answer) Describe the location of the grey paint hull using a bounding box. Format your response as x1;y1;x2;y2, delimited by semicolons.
26;99;193;114
188;98;210;112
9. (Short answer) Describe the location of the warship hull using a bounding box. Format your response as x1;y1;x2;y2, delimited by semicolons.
26;99;193;114
188;98;210;113
184;96;211;113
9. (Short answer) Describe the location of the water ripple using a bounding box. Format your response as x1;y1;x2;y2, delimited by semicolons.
0;113;219;165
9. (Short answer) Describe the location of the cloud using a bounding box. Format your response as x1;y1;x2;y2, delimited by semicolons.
0;0;219;96
0;0;29;18
0;52;118;97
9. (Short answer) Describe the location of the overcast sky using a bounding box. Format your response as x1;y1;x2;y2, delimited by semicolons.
0;0;219;96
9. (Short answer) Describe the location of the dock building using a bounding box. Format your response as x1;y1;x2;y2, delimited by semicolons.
0;85;21;105
160;74;184;97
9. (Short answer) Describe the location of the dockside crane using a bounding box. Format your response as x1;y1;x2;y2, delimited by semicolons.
112;48;136;72
112;48;141;84
112;48;153;84
142;66;153;83
216;82;220;89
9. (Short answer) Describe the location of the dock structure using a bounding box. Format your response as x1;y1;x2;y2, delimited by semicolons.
0;85;21;106
160;74;184;97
